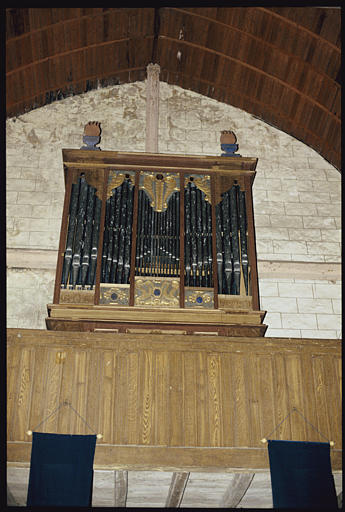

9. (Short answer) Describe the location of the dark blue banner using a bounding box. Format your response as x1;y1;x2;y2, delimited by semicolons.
268;440;337;509
27;432;96;507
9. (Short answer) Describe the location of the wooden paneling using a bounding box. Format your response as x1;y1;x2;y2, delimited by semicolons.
7;329;342;470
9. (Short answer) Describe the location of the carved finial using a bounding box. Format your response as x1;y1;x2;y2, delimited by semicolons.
81;121;101;150
220;130;241;157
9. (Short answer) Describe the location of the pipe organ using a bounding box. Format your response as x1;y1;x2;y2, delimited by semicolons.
47;145;267;336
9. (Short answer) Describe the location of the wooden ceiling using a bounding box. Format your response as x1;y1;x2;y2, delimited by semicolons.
6;7;341;170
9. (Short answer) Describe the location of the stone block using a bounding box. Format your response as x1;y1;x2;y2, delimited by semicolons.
256;239;274;254
312;180;340;193
273;240;307;254
17;191;51;206
278;283;313;298
265;328;301;338
288;228;321;241
316;314;341;330
258;253;292;261
270;215;303;228
297;298;333;314
259;281;279;296
306;241;340;255
281;179;311;192
186;129;215;143
291;254;325;262
31;205;51;218
334;217;341;229
300;329;337;339
6;230;30;247
299;191;331;203
28;231;59;249
282;313;317;329
323;255;340;263
255;227;289;240
260;296;297;313
285;203;317;216
302;216;335;229
7;191;18;204
6;167;22;179
317;203;341;216
253;178;281;191
320;229;341;242
324;169;341;181
332;299;341;314
252;190;268;201
254;214;271;227
264;312;282;328
253;201;285;215
314;283;341;299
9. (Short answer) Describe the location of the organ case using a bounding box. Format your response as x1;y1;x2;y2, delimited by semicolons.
47;149;267;336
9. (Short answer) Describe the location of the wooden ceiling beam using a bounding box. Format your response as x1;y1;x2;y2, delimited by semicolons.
165;472;190;507
114;470;128;507
219;473;254;508
159;35;340;123
170;7;340;63
6;37;134;77
258;7;340;51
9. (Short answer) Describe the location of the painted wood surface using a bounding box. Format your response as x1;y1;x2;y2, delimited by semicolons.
7;328;342;470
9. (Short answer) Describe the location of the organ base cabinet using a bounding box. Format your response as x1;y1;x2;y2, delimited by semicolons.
47;149;267;336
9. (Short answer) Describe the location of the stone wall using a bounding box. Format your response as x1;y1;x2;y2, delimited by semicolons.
6;81;341;336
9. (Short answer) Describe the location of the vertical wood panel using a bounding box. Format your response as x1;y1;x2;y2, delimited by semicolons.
219;354;234;446
300;353;320;442
139;351;154;445
246;354;261;446
256;355;275;443
312;356;333;443
285;355;307;440
154;351;169;445
169;352;184;446
84;348;102;438
39;349;62;433
182;352;198;446
57;348;75;434
231;354;249;446
195;352;209;446
207;354;222;446
7;345;27;440
100;350;116;443
74;350;89;434
271;354;291;441
114;353;130;444
127;352;140;444
29;346;50;436
324;355;342;446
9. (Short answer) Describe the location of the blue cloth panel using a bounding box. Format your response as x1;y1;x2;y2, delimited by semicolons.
268;440;337;509
27;432;96;507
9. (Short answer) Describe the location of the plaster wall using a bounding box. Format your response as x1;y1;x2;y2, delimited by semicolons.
6;81;341;336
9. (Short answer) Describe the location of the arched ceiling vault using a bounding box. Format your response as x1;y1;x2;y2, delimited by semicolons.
6;7;341;170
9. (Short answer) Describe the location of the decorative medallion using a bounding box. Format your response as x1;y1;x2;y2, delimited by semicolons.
184;288;214;309
140;172;179;212
134;277;179;307
185;174;211;203
100;284;130;305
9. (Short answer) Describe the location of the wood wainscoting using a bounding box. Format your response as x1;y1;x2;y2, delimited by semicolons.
7;328;341;471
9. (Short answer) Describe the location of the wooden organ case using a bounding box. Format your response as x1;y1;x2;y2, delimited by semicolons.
46;148;267;336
